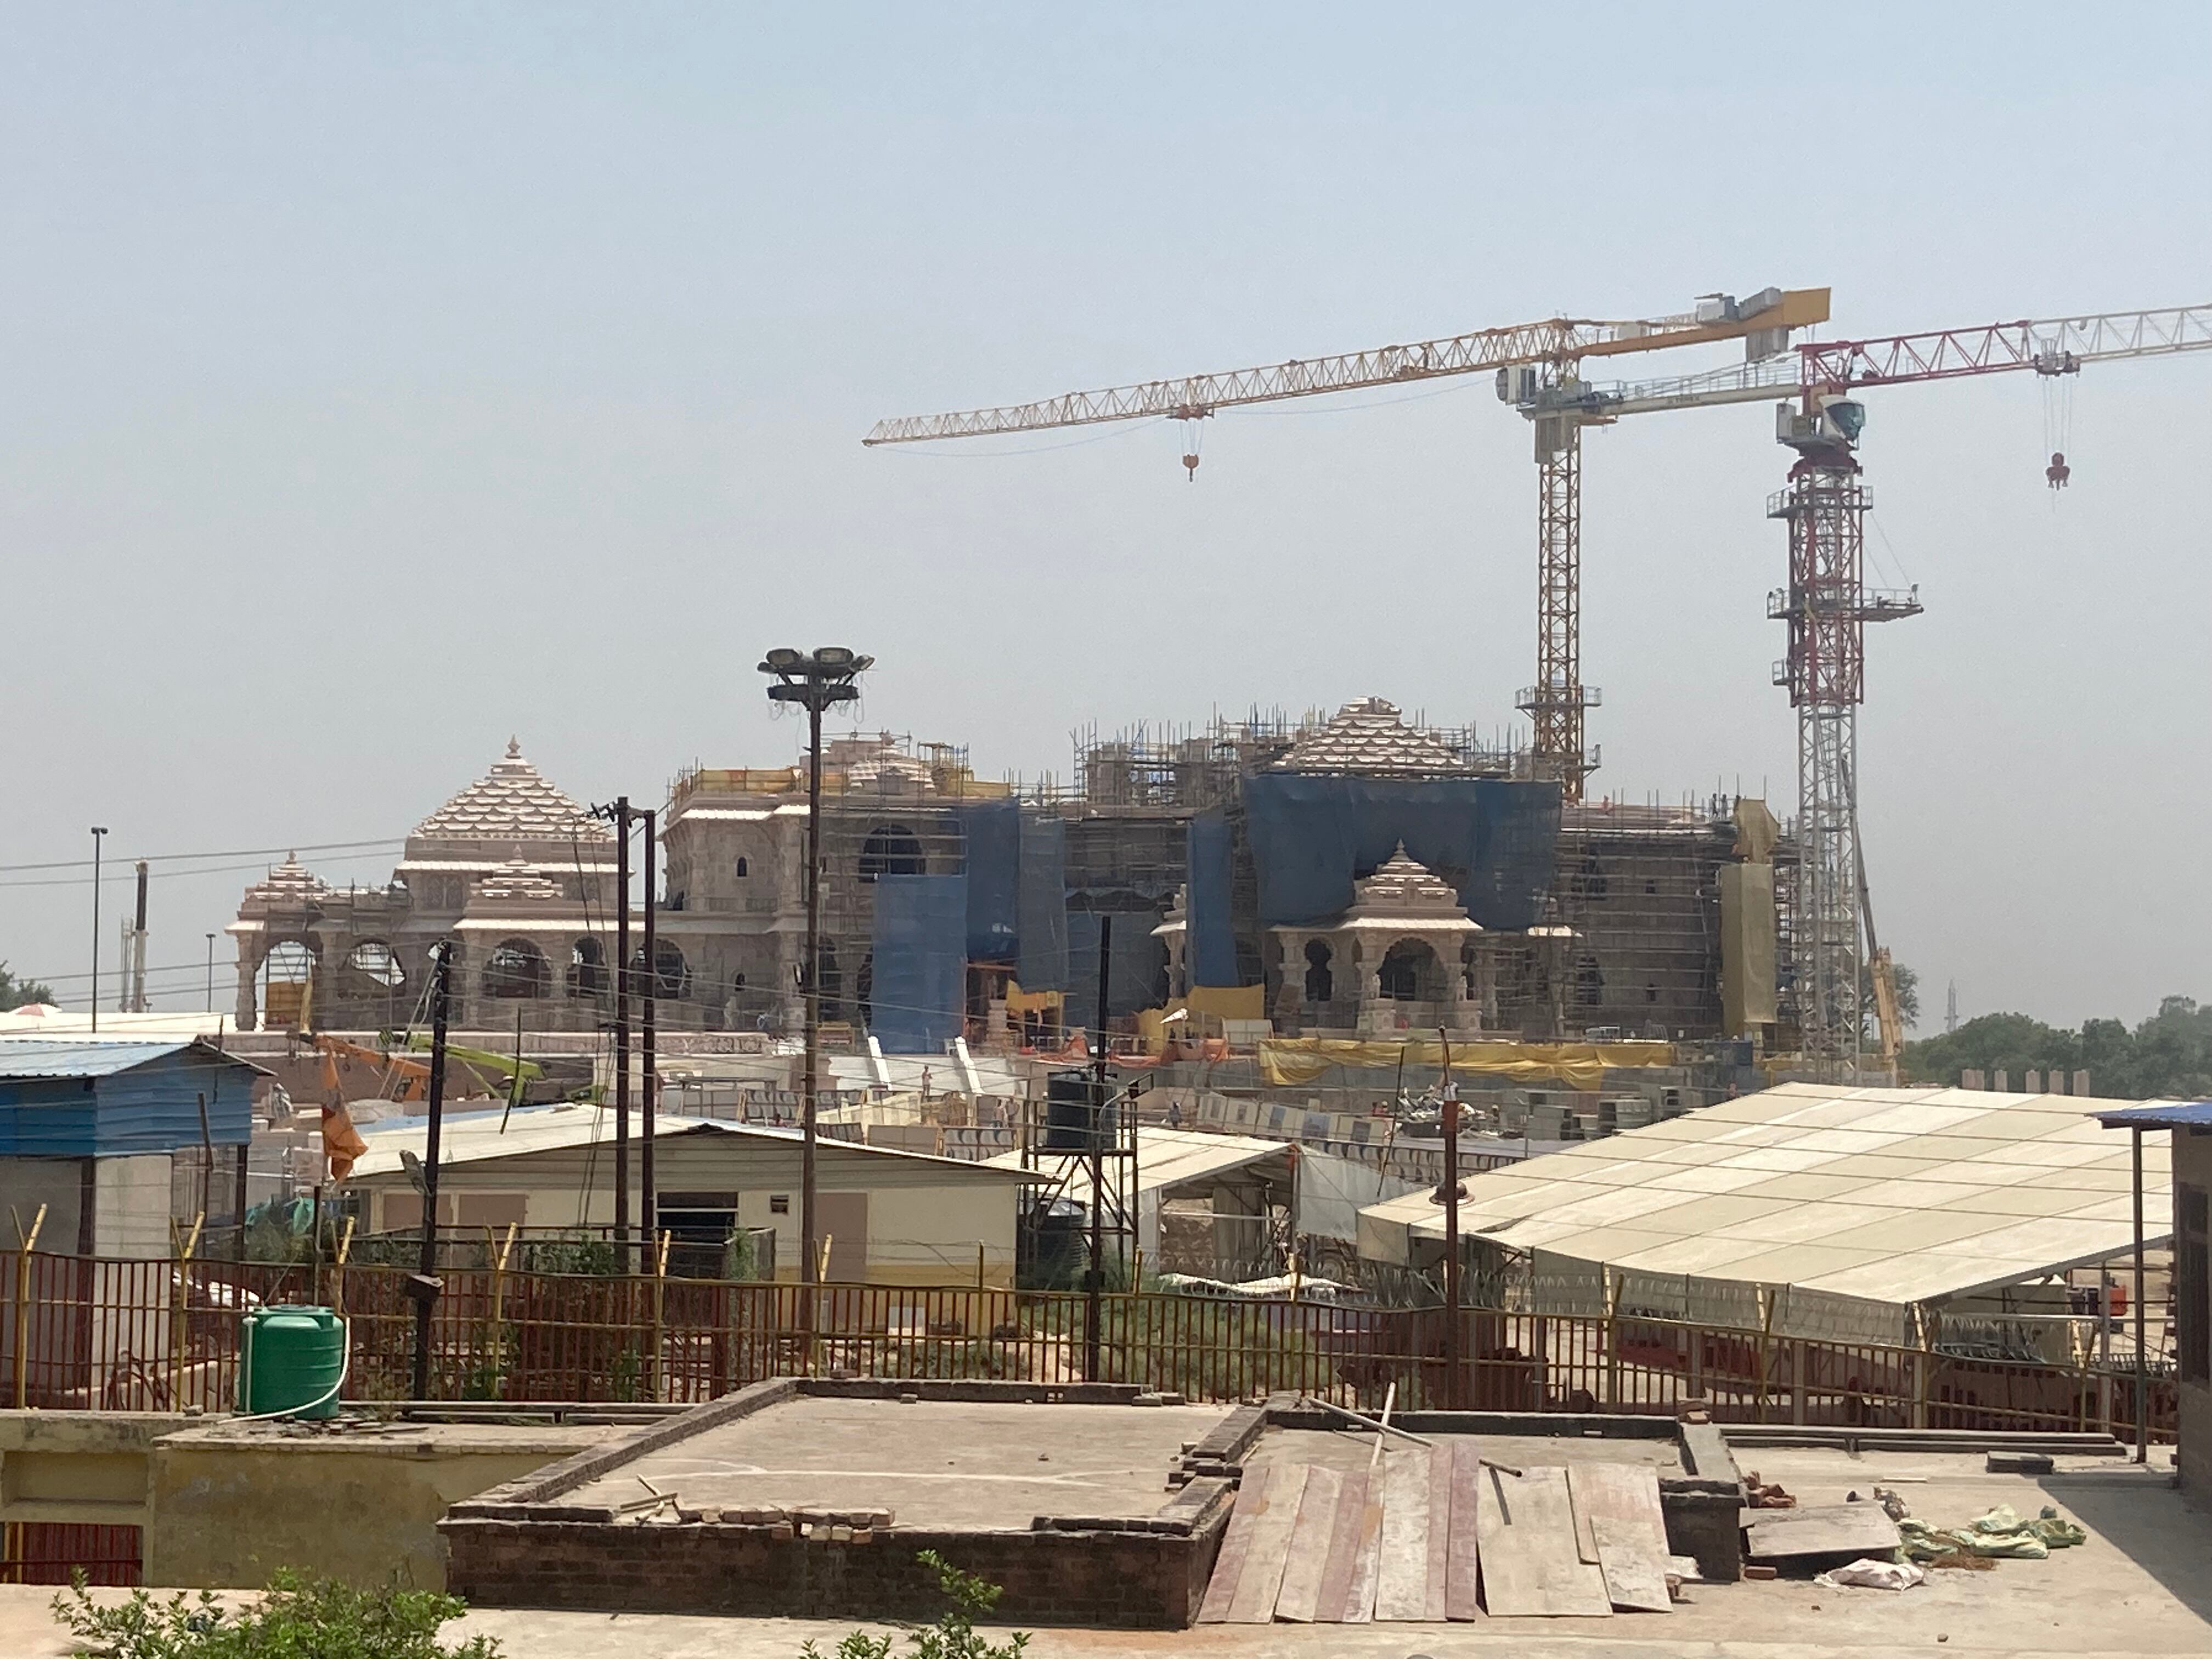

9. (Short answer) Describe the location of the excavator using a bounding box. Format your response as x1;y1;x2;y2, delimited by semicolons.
312;1034;545;1107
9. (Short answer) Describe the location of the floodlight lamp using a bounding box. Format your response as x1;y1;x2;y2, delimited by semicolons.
812;646;855;672
761;647;804;674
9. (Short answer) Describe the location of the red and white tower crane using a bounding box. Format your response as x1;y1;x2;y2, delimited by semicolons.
1565;304;2212;1075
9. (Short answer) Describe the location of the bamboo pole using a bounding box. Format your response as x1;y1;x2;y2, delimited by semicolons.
168;1212;202;1407
487;1223;517;1398
12;1206;46;1408
651;1230;672;1400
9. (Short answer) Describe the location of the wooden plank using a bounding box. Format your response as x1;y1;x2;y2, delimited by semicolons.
1370;1445;1435;1621
1339;1475;1384;1623
1567;1462;1670;1567
1312;1469;1369;1624
1224;1464;1308;1624
1444;1438;1483;1621
1195;1465;1269;1624
1476;1464;1612;1618
1743;1503;1900;1561
1422;1438;1452;1621
1591;1516;1673;1613
1273;1466;1341;1623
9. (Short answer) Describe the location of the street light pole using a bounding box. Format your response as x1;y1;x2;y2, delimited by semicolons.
89;827;108;1033
759;647;872;1292
206;934;216;1013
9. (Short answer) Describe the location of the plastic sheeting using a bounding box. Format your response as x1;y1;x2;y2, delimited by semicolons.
957;799;1020;964
1065;910;1165;1022
1720;862;1779;1032
870;873;968;1054
1298;1147;1423;1243
1015;811;1069;992
1258;1036;1675;1089
1184;810;1240;989
1240;773;1561;930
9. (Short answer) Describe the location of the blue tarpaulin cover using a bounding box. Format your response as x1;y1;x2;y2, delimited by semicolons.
957;799;1020;963
1240;774;1561;930
1065;911;1164;1022
1185;811;1242;988
870;873;968;1053
1015;810;1069;992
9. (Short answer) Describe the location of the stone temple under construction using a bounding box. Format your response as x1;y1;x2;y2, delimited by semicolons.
229;700;1791;1051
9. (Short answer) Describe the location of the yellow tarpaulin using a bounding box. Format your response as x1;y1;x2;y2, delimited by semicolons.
1256;1037;1677;1090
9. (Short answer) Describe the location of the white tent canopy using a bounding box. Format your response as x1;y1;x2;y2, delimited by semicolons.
1359;1083;2173;1340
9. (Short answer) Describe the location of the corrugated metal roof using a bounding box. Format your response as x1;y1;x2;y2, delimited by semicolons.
982;1127;1295;1198
1361;1083;2175;1306
346;1104;1042;1183
0;1039;264;1081
2091;1101;2212;1128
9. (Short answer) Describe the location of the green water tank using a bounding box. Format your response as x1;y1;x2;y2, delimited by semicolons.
238;1305;344;1419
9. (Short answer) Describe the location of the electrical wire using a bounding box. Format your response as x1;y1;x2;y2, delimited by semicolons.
0;837;408;876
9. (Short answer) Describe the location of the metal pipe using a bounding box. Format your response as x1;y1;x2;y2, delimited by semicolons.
1085;914;1111;1382
1439;1028;1462;1410
2134;1126;2147;1464
411;941;452;1402
642;806;657;1243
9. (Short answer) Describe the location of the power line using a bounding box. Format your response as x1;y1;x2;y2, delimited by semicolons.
0;837;408;876
0;848;406;891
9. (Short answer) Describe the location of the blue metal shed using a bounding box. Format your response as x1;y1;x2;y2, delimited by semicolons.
0;1040;265;1157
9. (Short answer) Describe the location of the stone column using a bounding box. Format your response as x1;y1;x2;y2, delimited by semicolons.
234;938;260;1031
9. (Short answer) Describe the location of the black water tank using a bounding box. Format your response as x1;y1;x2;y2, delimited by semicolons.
1042;1068;1117;1152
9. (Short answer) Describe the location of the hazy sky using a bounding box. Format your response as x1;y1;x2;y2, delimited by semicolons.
3;4;2207;1029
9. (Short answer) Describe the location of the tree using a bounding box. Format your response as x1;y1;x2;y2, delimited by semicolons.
1900;995;2212;1100
1858;959;1921;1039
0;962;55;1011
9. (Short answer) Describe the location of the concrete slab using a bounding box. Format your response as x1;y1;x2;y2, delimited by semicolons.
562;1396;1226;1528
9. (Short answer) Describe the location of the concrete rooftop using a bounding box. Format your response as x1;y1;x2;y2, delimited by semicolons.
10;1447;2207;1657
562;1395;1228;1529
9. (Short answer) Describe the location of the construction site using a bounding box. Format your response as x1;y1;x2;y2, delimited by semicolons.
5;283;2210;1640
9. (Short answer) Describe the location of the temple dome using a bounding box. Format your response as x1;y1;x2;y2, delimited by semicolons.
1273;697;1459;777
414;739;608;845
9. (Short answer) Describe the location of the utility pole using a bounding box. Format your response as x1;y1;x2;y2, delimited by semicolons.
759;647;871;1295
641;805;658;1245
611;797;632;1259
88;827;107;1032
410;940;453;1401
1438;1028;1463;1410
206;933;217;1013
125;860;149;1013
1086;915;1111;1384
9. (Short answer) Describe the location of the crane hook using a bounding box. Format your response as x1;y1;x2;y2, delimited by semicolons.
2045;450;2070;490
1178;414;1203;481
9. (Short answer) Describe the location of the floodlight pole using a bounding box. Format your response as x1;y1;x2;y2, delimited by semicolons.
760;648;872;1300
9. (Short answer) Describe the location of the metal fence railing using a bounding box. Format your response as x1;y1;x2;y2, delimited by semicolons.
0;1249;2176;1440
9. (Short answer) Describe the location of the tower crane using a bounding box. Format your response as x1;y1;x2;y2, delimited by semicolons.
1561;303;2212;1075
868;295;2210;1078
865;286;1833;800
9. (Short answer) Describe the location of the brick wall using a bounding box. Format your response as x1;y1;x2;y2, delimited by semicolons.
444;1517;1222;1628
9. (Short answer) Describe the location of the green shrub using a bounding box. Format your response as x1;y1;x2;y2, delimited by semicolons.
52;1570;501;1659
800;1551;1028;1659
